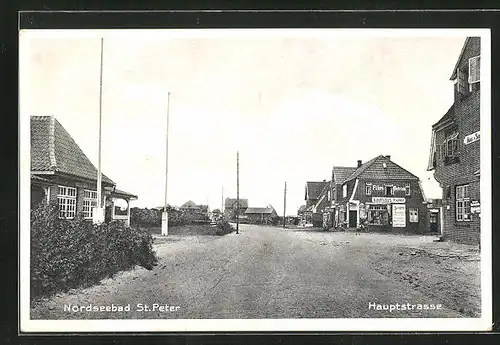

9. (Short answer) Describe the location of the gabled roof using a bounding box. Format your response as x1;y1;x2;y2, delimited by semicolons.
305;181;328;200
432;104;455;130
344;155;419;182
245;207;275;214
450;37;481;80
224;198;249;209
313;183;331;210
332;167;357;184
450;37;470;80
180;200;199;209
31;116;114;185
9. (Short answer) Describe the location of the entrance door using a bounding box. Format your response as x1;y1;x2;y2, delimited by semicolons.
349;210;357;228
430;212;439;233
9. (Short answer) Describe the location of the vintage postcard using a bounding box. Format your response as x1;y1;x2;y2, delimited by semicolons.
19;28;492;332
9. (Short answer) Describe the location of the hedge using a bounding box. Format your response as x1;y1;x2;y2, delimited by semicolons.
30;203;157;300
130;207;211;228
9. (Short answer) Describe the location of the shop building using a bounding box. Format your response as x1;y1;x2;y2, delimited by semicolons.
426;37;481;244
330;155;428;233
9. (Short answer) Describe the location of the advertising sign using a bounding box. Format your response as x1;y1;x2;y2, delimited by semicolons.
359;203;367;219
372;197;406;204
392;204;406;228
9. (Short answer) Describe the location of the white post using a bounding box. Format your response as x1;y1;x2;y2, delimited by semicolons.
161;92;171;236
93;37;105;225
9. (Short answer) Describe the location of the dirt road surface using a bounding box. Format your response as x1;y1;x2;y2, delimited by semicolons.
31;224;479;319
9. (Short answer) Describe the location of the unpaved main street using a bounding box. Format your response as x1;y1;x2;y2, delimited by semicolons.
30;224;480;319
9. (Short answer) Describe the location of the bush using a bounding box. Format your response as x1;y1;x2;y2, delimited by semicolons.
130;207;162;228
214;220;234;236
131;207;210;228
31;202;157;300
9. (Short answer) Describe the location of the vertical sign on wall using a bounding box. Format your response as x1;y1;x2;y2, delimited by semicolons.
392;204;406;228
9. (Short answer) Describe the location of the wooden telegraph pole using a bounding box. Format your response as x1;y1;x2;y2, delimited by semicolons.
236;151;239;234
94;37;104;224
161;92;171;236
283;181;287;228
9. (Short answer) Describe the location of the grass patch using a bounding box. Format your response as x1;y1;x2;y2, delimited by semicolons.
148;222;234;237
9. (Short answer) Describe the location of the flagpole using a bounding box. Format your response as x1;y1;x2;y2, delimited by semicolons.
94;37;104;224
161;92;171;236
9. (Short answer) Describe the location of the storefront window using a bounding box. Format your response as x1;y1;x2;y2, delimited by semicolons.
367;205;389;225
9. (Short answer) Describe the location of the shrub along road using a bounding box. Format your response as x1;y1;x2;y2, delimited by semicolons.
31;224;478;319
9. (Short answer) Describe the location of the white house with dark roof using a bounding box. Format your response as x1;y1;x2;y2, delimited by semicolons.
329;155;428;233
30;116;137;226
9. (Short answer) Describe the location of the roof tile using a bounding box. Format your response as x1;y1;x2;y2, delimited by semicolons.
345;155;419;182
306;181;328;200
31;116;114;185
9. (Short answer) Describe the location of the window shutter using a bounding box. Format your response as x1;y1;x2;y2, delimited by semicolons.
468;56;480;83
457;67;468;95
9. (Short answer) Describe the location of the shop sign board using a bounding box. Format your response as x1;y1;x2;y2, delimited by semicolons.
464;131;480;145
372;197;406;204
471;200;480;214
392;204;406;228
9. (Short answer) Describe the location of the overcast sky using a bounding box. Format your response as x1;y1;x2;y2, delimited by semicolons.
22;30;470;215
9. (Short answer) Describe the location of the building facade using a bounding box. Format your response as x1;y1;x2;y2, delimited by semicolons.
224;197;249;220
330;155;428;233
303;181;329;225
427;37;481;244
244;206;278;224
30;116;137;226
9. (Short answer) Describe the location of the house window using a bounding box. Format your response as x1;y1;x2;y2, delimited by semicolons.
82;190;98;219
385;185;394;196
445;132;459;157
409;208;419;222
327;190;331;202
58;185;77;219
365;183;372;195
442;131;459;165
342;184;347;198
405;183;411;196
456;184;471;222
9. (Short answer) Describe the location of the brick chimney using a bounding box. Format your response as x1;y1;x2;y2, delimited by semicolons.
385;155;391;160
357;160;362;167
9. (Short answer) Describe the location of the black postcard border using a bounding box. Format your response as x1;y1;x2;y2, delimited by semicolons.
4;5;500;345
